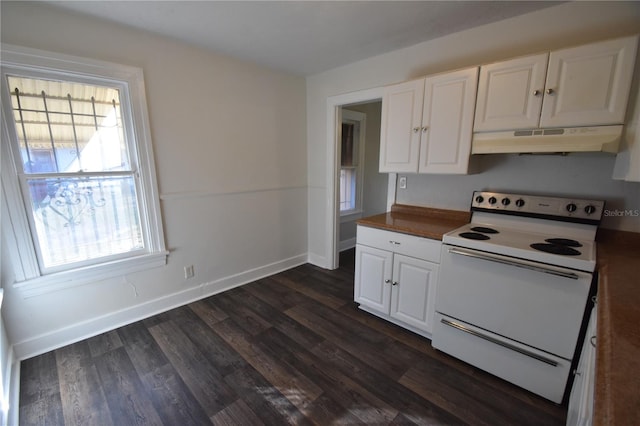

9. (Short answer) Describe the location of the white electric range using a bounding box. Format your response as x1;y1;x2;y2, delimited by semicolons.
432;191;602;404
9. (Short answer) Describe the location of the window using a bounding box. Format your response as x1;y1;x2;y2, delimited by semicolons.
339;109;365;215
1;44;166;292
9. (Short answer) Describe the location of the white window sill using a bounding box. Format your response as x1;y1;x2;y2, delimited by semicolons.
13;251;168;298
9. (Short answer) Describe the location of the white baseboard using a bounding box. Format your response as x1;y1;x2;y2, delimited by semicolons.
12;253;308;360
307;252;327;268
339;237;356;252
6;355;20;426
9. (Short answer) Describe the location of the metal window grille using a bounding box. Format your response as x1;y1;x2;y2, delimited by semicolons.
7;76;144;271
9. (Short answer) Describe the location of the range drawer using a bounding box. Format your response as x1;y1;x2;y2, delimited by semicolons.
432;313;571;403
357;225;441;263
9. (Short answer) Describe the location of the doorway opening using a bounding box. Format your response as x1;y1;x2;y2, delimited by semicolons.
336;101;387;266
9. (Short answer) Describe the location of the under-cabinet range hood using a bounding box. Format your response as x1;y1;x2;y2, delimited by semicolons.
471;125;622;154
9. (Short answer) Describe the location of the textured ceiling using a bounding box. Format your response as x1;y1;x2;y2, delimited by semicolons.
48;1;561;76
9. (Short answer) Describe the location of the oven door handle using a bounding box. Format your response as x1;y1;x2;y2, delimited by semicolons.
447;247;580;280
440;318;559;367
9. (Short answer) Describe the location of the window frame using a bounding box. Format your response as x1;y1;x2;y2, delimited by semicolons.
339;109;366;218
1;44;167;296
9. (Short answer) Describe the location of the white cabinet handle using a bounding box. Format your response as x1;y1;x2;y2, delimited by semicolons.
533;89;541;96
546;88;555;95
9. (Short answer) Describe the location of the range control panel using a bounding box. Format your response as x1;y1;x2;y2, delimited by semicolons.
471;191;605;222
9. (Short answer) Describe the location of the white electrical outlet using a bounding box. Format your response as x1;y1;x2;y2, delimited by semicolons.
184;265;195;279
399;176;407;189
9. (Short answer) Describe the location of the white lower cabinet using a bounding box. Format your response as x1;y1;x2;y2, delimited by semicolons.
567;306;597;426
354;225;440;337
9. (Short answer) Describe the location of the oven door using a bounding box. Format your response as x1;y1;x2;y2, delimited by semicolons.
435;245;593;359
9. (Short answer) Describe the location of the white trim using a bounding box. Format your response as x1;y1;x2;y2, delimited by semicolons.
340;109;366;216
159;184;307;201
13;252;168;298
326;87;385;270
5;351;19;426
0;44;167;287
339;210;363;223
387;173;397;211
339;237;357;252
11;253;308;360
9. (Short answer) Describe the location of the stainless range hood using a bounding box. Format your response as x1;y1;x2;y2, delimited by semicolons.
471;125;622;154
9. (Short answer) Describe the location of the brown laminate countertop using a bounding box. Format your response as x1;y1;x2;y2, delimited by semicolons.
594;229;640;426
358;206;639;424
357;204;470;240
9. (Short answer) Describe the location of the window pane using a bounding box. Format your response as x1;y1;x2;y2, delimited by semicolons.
7;76;130;174
341;122;355;167
340;168;357;211
26;176;143;268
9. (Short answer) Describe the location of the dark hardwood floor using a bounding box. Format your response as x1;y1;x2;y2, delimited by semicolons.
19;250;567;425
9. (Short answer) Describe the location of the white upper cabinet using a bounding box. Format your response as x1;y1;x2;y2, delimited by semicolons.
419;67;479;174
474;53;548;131
474;35;639;132
379;66;478;174
542;36;638;128
379;79;424;173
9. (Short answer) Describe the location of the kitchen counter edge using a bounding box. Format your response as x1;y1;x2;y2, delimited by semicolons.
356;204;470;241
593;228;640;426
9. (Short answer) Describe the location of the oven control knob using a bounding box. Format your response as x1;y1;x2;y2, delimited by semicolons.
515;199;525;208
475;195;484;203
488;196;497;205
585;205;597;215
566;203;578;213
501;198;511;206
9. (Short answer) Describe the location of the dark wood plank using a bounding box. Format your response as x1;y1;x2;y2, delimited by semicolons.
188;298;228;327
54;343;114;426
19;352;60;407
285;301;412;381
224;286;325;349
148;319;237;416
223;365;311;426
86;330;123;358
117;321;169;377
19;395;65;426
211;318;323;412
209;399;264;425
254;326;401;424
93;347;163;425
140;363;212;425
209;289;273;336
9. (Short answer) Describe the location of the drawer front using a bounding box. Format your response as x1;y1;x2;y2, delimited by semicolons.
432;313;571;404
357;225;441;262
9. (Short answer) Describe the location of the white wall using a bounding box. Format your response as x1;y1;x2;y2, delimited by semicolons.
307;2;640;267
1;2;307;358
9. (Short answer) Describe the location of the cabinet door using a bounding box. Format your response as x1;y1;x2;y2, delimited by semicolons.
389;254;439;333
474;53;548;131
354;244;393;313
541;35;638;128
379;79;424;173
419;67;478;174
